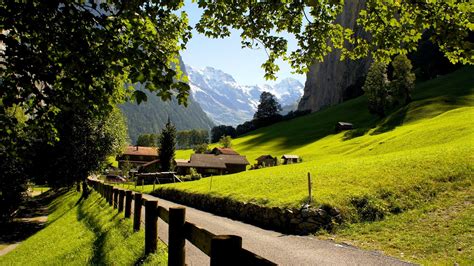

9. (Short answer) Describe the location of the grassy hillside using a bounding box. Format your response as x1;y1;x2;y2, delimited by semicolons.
165;67;473;264
0;190;167;265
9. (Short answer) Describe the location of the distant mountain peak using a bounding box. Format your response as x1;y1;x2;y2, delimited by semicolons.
186;65;304;126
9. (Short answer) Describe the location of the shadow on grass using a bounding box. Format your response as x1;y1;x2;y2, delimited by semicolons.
76;193;149;265
0;188;69;245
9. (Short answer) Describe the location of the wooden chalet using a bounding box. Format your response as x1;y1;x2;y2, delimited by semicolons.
211;147;240;155
176;153;249;176
281;154;299;165
255;155;277;167
335;122;354;132
117;146;158;169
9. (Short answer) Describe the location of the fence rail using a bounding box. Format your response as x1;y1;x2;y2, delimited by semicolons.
88;179;276;266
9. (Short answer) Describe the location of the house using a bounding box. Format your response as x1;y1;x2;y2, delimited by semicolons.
281;154;299;165
176;153;249;176
117;146;158;169
335;122;354;132
138;159;160;173
211;147;240;155
255;155;277;168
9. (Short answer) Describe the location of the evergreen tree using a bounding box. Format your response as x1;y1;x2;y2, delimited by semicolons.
363;62;390;116
159;118;176;172
390;54;416;105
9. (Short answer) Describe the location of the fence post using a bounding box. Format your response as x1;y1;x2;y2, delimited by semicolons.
133;193;143;232
125;191;133;218
107;185;113;206
144;199;158;255
113;188;119;209
210;235;242;266
118;190;125;213
169;207;186;266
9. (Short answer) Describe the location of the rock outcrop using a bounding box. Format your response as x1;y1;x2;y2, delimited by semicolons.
298;0;371;112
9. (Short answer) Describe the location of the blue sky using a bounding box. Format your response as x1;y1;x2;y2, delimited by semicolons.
180;2;306;86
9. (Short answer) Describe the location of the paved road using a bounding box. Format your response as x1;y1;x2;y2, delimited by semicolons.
138;194;412;266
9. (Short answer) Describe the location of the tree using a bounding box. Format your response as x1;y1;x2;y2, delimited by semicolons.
196;2;472;80
254;92;282;120
137;134;158;147
363;62;390;117
219;135;233;148
253;92;282;127
211;125;236;143
159;119;176;172
390;54;416;106
193;143;209;154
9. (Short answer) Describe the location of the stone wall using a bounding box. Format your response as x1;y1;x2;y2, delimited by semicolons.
153;188;342;235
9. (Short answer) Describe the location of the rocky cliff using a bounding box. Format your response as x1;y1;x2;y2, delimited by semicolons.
298;0;371;112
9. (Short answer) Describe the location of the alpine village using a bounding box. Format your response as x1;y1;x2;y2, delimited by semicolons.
1;1;473;266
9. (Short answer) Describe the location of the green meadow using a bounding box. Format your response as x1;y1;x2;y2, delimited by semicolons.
164;67;473;264
0;190;167;265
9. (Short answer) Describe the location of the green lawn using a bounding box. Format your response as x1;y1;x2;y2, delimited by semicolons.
162;67;474;263
0;190;167;265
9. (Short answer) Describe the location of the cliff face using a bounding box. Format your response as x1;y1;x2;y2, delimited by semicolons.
298;0;371;112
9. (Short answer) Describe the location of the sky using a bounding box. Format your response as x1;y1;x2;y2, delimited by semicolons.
180;2;306;86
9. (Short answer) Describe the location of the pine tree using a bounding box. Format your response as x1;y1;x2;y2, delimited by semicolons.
159;118;176;172
390;54;416;105
363;62;390;116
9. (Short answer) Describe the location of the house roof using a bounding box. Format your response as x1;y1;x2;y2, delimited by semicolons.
282;154;299;159
336;122;353;126
175;159;190;167
179;154;250;169
256;155;274;161
121;146;158;157
212;147;240;155
141;159;160;168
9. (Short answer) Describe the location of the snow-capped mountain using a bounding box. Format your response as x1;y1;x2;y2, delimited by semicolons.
186;65;304;126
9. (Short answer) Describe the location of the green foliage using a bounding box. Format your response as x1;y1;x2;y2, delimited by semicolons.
219;135;233;148
193;143;210;154
159;119;177;172
363;55;417;117
363;62;390;116
390;54;416;106
28;107;128;188
176;129;209;149
211;125;236;143
137;134;158;147
253;91;282;127
0;190;167;265
196;2;472;80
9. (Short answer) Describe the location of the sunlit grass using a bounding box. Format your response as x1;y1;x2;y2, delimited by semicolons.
0;190;167;265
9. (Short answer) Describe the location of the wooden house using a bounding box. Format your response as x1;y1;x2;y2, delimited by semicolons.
255;155;277;167
211;147;240;155
175;153;249;176
281;154;299;165
117;146;158;169
335;122;354;132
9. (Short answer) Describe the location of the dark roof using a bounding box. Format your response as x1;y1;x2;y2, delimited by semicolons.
282;154;299;159
212;147;240;155
141;159;160;168
179;154;250;169
121;146;158;157
256;155;274;161
336;122;353;126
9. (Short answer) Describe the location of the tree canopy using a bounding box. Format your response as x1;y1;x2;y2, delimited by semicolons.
196;1;472;79
159;119;176;172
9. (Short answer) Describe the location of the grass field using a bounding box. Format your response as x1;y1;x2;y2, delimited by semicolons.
0;190;167;265
160;67;473;264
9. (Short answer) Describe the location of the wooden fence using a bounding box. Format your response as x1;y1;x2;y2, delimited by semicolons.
89;179;276;266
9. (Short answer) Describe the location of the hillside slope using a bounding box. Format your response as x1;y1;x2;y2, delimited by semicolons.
169;67;473;264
